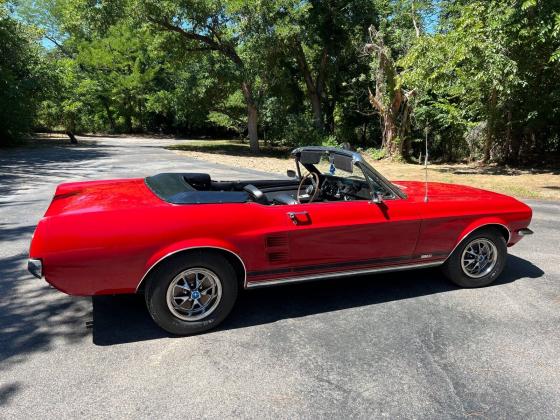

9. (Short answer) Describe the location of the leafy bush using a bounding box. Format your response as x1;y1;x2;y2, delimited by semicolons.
367;148;387;160
276;114;323;147
321;135;339;148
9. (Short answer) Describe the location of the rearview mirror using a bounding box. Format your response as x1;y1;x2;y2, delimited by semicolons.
287;170;296;178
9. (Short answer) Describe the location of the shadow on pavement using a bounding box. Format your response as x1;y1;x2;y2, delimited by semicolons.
92;255;543;346
0;382;21;406
0;224;37;241
0;254;91;373
0;144;110;198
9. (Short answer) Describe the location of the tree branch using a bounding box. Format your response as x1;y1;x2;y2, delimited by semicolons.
294;40;317;94
148;18;221;49
148;17;244;69
411;0;421;38
45;35;74;59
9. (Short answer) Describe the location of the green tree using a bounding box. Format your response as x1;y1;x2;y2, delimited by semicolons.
400;0;560;163
0;2;48;143
135;0;275;152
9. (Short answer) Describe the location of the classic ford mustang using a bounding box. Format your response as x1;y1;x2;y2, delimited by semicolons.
28;146;533;335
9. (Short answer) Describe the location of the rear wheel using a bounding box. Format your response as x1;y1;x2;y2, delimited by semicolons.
145;252;238;335
441;228;507;288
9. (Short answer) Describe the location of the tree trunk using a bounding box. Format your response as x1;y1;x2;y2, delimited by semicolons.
294;41;325;131
509;133;521;164
366;26;415;161
325;98;336;134
101;97;116;132
125;114;132;133
241;81;259;152
484;88;497;162
66;131;78;144
505;109;522;164
247;104;259;153
310;94;323;131
382;114;398;155
360;122;368;147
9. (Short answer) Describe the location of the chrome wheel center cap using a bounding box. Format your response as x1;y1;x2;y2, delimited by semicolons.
191;290;201;299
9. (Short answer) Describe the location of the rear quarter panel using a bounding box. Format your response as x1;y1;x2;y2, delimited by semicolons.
37;202;288;295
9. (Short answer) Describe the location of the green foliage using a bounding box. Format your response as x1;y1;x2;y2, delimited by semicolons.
368;147;387;160
399;0;560;163
0;3;49;143
277;114;324;147
321;135;339;148
3;0;560;164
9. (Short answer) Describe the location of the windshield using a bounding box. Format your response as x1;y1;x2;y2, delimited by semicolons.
315;154;365;181
294;147;406;200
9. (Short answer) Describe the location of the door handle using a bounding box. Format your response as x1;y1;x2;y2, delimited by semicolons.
287;211;309;225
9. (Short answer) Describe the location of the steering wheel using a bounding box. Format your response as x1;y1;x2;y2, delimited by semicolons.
297;171;320;203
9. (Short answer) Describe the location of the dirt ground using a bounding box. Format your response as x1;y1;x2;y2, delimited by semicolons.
170;141;560;201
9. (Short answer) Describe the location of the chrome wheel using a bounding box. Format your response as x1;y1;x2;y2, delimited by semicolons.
166;268;222;321
461;239;498;278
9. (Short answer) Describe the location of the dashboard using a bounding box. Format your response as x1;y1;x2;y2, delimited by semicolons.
320;175;372;201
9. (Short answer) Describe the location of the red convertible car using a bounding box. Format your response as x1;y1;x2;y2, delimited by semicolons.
28;146;533;335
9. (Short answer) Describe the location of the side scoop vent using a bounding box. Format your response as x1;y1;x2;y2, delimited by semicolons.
265;234;288;248
265;233;289;264
267;251;289;264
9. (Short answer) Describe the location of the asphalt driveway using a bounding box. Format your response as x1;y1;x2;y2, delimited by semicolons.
1;136;559;418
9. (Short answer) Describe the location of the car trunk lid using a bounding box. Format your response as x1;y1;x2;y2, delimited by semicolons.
44;178;165;217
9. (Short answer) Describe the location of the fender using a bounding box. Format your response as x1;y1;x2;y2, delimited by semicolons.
445;217;511;262
135;238;246;292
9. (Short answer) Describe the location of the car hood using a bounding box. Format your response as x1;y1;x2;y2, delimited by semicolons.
391;181;511;201
44;178;165;217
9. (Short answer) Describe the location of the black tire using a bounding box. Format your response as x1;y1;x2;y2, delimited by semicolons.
144;251;238;335
441;228;507;288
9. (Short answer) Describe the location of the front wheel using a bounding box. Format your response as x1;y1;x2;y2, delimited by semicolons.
144;252;238;335
441;228;507;288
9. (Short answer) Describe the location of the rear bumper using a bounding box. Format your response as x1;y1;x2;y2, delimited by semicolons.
517;228;533;236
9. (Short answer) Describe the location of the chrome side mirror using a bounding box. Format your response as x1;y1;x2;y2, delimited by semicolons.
287;169;297;178
371;191;383;204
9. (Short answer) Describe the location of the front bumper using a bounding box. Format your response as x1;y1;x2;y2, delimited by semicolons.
28;258;43;278
517;228;534;236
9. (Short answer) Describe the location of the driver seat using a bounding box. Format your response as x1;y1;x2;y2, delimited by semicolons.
243;184;269;205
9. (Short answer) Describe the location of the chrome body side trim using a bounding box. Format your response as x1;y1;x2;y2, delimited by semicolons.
245;260;443;289
135;246;247;293
443;223;511;263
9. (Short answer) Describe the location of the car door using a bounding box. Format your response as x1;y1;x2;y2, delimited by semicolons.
284;196;422;274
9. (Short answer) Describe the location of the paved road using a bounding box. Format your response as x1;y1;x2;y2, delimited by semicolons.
1;136;559;419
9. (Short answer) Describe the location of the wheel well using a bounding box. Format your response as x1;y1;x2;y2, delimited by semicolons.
472;224;510;243
445;223;510;263
136;247;246;293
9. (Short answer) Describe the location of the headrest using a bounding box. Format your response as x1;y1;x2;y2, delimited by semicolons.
183;173;211;190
